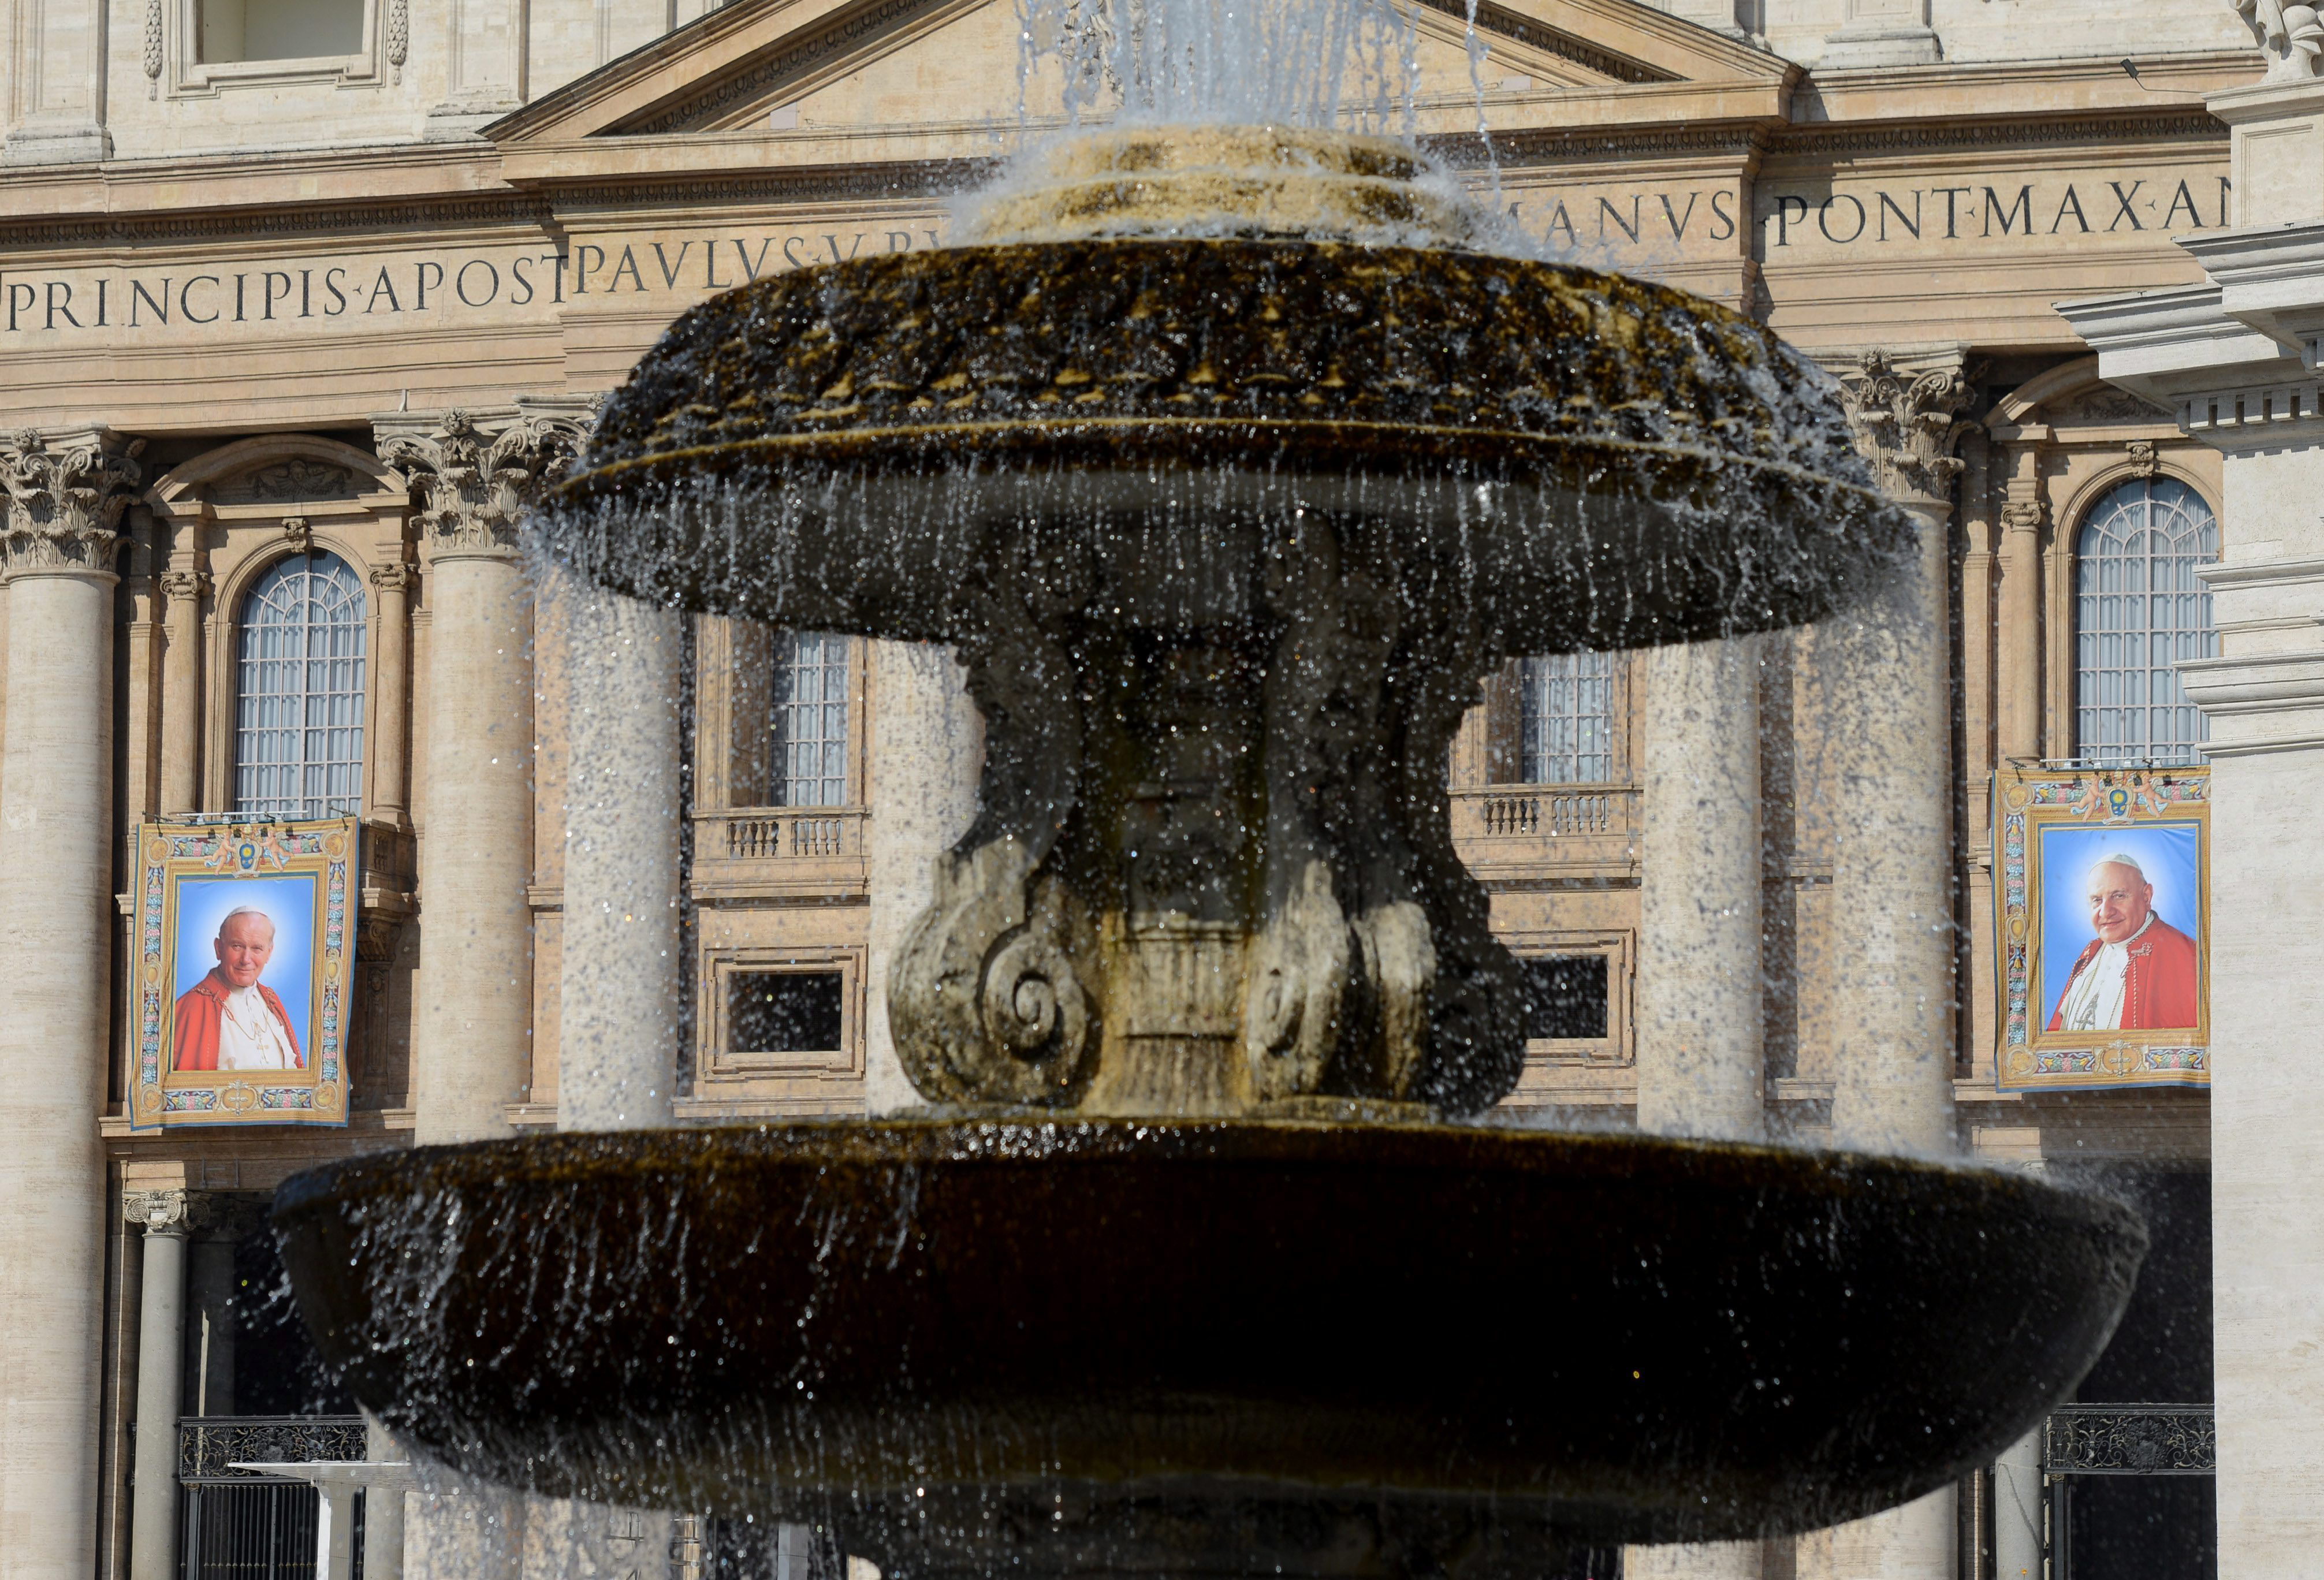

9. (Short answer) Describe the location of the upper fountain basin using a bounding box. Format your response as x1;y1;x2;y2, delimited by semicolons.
542;158;1909;654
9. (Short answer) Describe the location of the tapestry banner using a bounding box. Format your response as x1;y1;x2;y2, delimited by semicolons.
130;818;357;1130
1994;766;2210;1091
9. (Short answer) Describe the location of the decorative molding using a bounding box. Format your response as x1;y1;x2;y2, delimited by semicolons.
2127;439;2161;476
158;567;212;603
122;1187;207;1235
0;429;146;580
144;0;165;97
280;516;314;555
2232;0;2324;80
214;458;360;505
368;561;416;593
378;411;589;560
619;0;958;135
1836;351;1976;506
1774;111;2225;159
1487;124;1763;167
2000;500;2046;532
385;0;409;83
2044;1406;2217;1475
1413;0;1672;84
0;195;554;258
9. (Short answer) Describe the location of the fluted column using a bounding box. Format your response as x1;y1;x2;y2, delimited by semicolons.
380;412;579;1145
557;575;683;1131
368;562;415;825
158;565;207;814
122;1188;204;1580
0;427;141;1580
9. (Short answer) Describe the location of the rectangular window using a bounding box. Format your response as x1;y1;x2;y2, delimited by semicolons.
728;971;844;1053
769;633;849;807
1519;653;1617;784
1519;955;1609;1041
198;0;364;61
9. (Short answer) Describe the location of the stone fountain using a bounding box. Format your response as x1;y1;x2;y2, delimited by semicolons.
273;124;2145;1578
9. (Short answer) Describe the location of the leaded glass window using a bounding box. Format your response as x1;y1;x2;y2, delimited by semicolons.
234;551;367;818
2075;478;2218;764
1519;652;1617;783
770;632;850;806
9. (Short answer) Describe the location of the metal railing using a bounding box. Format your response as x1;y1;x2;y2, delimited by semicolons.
2043;1403;2216;1476
177;1416;366;1580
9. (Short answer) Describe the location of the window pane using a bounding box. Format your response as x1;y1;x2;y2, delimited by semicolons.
769;632;849;806
1518;651;1618;784
2075;478;2217;765
234;551;367;819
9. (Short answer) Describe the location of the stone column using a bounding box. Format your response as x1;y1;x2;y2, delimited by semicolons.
1635;636;1764;1143
0;428;140;1580
158;565;207;814
862;641;984;1113
1785;356;1970;1580
122;1188;203;1580
1629;637;1763;1579
1827;351;1971;1158
380;412;580;1145
368;562;415;824
556;577;683;1131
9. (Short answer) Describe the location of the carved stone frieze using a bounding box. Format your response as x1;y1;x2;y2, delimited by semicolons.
0;428;146;580
1835;352;1976;508
122;1188;207;1236
379;410;589;560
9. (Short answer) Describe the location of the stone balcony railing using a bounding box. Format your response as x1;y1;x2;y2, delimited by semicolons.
1448;784;1639;882
690;806;870;899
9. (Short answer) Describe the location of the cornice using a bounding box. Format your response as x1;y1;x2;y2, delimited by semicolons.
0;193;553;256
542;162;984;213
1771;109;2226;158
1413;0;1673;85
619;0;951;135
1485;121;1767;167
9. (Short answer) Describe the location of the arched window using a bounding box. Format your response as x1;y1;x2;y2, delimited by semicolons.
2075;477;2218;763
235;551;367;818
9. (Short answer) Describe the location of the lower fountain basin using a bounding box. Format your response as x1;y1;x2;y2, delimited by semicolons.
274;1118;2141;1572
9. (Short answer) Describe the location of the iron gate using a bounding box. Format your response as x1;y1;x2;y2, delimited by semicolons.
176;1416;367;1580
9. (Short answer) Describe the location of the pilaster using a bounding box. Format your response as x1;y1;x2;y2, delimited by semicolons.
2;0;110;165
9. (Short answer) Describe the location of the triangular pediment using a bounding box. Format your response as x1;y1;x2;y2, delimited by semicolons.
488;0;1786;147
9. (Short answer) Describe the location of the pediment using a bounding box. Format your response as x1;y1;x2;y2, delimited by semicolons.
488;0;1785;147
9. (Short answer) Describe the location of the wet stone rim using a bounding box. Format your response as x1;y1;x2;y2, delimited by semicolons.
558;239;1882;505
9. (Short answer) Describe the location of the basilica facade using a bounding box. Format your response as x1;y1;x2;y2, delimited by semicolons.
2;0;2318;1572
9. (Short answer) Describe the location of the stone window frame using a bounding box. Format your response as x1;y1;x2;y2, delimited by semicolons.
694;616;871;819
2045;453;2221;766
1500;926;1635;1068
1464;652;1637;789
693;943;867;1087
160;0;389;99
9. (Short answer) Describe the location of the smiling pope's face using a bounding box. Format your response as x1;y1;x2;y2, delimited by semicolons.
214;912;276;989
2085;862;2154;946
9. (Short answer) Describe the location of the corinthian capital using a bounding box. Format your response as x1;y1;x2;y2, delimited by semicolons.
378;409;589;561
0;428;146;580
1835;352;1976;509
122;1188;207;1236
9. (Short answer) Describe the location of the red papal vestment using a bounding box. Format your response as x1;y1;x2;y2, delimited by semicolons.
173;967;304;1071
2046;916;2202;1033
